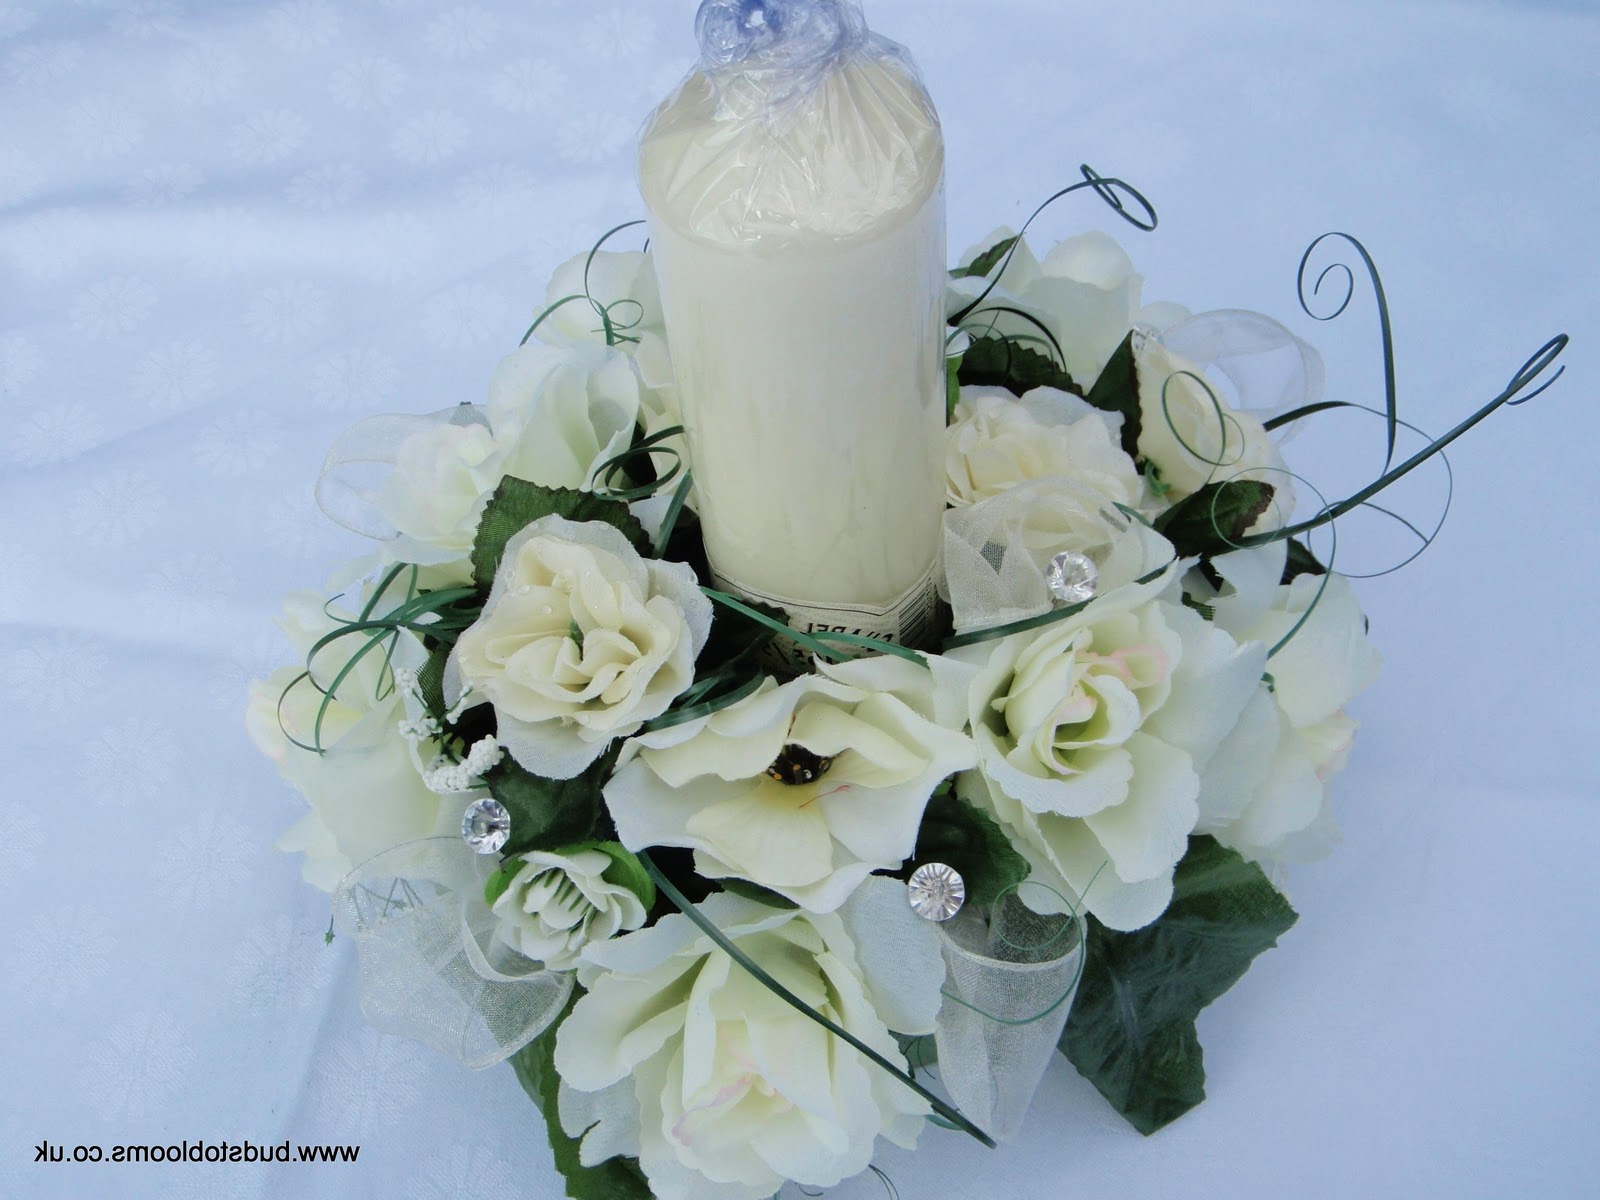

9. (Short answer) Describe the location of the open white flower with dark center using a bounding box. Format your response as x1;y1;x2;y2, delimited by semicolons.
932;567;1266;931
553;880;946;1200
448;516;712;779
604;655;977;912
488;844;652;971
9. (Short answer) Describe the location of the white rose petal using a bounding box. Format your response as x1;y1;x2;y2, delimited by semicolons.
488;341;642;492
533;248;672;385
945;385;1144;509
553;890;941;1200
933;567;1266;931
1136;339;1291;520
950;229;1141;387
245;578;456;891
449;516;711;779
1194;561;1381;867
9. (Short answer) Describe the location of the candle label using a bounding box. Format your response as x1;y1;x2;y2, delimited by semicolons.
712;564;941;673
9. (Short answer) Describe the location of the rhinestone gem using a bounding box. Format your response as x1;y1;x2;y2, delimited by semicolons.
908;863;966;922
461;797;511;855
1045;551;1099;605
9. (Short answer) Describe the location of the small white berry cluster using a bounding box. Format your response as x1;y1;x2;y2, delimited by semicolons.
390;667;504;794
420;735;504;795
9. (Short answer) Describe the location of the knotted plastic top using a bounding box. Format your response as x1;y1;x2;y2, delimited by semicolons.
695;0;868;74
639;0;942;249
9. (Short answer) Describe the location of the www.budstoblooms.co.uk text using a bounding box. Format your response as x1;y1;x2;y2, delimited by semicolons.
32;1139;359;1165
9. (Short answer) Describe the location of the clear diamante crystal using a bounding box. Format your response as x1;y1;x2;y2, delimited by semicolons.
1046;551;1099;605
908;862;966;922
461;797;511;854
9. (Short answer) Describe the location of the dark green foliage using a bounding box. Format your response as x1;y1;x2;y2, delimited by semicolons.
1153;480;1277;559
912;786;1029;910
1084;332;1143;459
1060;836;1298;1135
486;747;620;857
956;336;1081;398
472;478;650;590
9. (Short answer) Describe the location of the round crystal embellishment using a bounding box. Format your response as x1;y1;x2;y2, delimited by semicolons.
461;797;511;855
908;863;966;922
1046;551;1099;605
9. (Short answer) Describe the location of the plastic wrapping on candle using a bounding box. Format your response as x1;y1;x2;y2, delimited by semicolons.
639;0;946;647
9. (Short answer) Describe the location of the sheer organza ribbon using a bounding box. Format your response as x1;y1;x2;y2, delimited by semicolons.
331;837;571;1069
934;888;1086;1142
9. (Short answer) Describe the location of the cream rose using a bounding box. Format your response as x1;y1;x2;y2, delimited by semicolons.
448;516;712;779
374;411;505;568
945;385;1146;509
246;581;457;891
1193;547;1381;867
932;568;1268;931
487;341;643;493
940;489;1177;635
553;880;946;1200
603;655;976;912
488;843;651;970
533;248;674;391
1136;340;1290;521
949;230;1143;387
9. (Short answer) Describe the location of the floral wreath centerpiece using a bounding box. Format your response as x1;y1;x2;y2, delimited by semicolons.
247;2;1568;1197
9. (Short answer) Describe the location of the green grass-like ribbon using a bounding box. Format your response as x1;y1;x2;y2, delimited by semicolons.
636;852;998;1149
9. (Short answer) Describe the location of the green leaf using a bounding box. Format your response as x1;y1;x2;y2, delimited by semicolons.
483;862;519;908
1281;537;1327;584
913;786;1029;910
591;841;656;910
509;999;653;1200
1060;836;1298;1135
1084;332;1142;459
415;641;449;721
718;876;799;910
946;353;962;421
1153;480;1276;559
471;478;650;590
956;336;1082;399
951;235;1019;280
486;747;619;856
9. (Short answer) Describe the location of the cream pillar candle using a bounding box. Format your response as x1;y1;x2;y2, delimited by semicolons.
638;1;946;659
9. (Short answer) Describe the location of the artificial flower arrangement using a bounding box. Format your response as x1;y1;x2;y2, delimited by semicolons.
247;5;1568;1198
248;205;1565;1200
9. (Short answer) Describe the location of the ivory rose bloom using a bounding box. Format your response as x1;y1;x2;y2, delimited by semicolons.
553;880;946;1200
1136;339;1290;519
246;583;454;891
940;492;1175;635
319;340;652;574
488;341;643;492
533;248;674;391
945;385;1145;509
949;230;1143;387
603;655;976;912
449;516;712;779
932;567;1267;930
373;410;505;568
489;844;651;970
1193;547;1381;867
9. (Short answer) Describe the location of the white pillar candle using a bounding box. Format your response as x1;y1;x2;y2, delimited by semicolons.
639;3;946;659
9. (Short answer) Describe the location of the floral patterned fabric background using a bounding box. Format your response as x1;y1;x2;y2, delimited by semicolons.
2;1;1596;1197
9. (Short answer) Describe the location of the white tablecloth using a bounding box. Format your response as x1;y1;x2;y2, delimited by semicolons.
4;1;1596;1197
